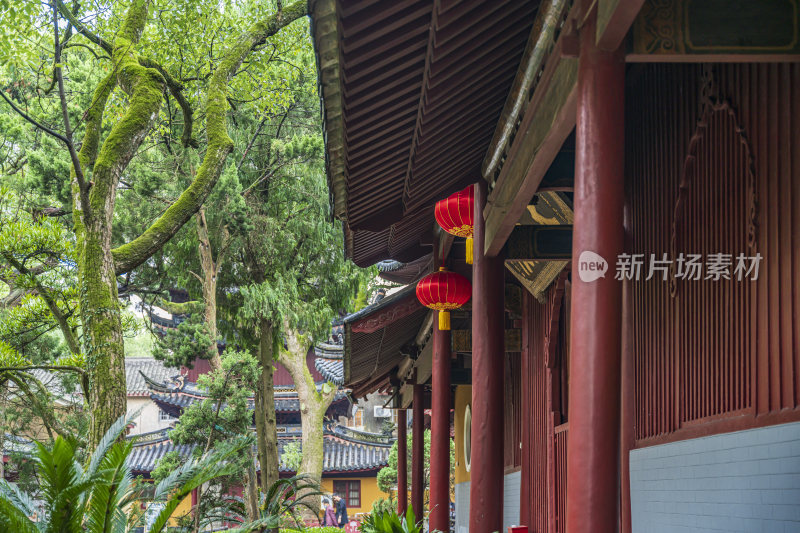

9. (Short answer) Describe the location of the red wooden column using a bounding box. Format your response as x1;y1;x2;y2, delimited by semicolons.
411;382;425;518
565;11;625;533
397;409;408;516
469;181;505;533
429;315;451;532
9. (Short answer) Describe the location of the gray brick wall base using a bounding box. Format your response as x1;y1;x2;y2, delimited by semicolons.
504;471;521;531
453;472;520;533
455;481;470;533
630;421;800;533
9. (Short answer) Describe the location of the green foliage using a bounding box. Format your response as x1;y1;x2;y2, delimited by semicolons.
169;348;259;448
281;440;302;472
376;429;455;501
360;506;423;533
226;475;323;532
370;497;396;516
152;312;215;369
150;450;182;484
0;412;250;533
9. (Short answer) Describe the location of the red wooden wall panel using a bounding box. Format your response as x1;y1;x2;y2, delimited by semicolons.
626;63;800;445
521;292;550;532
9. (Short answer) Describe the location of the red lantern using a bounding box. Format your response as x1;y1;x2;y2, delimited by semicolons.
435;185;475;264
416;267;472;330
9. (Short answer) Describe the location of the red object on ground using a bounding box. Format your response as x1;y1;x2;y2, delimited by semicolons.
509;527;528;533
416;267;471;330
345;520;359;533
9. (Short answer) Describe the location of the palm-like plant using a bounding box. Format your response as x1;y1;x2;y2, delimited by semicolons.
0;413;249;533
226;475;323;533
360;506;423;533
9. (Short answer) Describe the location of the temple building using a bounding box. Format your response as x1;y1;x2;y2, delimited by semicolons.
309;1;800;532
125;340;394;516
3;346;395;518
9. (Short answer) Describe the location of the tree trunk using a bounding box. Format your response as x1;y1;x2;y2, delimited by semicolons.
245;458;260;521
254;319;279;495
278;325;337;518
80;224;130;447
196;207;222;370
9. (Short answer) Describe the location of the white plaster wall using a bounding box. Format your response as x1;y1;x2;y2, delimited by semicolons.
127;397;171;435
630;421;800;533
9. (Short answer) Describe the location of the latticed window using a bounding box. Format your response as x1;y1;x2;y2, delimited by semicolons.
332;480;361;508
346;407;363;429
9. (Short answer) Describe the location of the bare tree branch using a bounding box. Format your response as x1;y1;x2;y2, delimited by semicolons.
52;0;92;222
0;90;68;144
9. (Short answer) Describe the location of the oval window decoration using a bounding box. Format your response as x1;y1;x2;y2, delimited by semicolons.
463;404;472;472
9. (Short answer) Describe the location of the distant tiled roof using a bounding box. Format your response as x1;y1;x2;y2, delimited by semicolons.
128;434;196;476
126;358;178;397
26;370;82;405
2;434;34;455
279;434;392;474
314;343;344;386
126;424;392;477
151;389;349;415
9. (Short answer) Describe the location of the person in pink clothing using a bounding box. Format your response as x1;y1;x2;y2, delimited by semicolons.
323;498;338;526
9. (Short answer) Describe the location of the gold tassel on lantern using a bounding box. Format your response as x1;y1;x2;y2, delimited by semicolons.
465;236;473;265
438;310;451;331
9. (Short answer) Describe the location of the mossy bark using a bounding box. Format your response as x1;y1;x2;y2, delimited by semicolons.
196;207;222;370
59;0;307;445
111;0;308;275
77;0;165;447
278;325;337;506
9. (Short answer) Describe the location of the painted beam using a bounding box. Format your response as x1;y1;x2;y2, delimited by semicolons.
504;225;573;260
628;0;800;62
484;46;578;257
451;329;522;353
597;0;646;51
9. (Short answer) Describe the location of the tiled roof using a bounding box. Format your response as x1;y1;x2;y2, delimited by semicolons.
125;358;178;396
128;435;196;475
26;370;82;405
314;343;344;386
150;389;350;414
279;434;392;474
126;425;392;477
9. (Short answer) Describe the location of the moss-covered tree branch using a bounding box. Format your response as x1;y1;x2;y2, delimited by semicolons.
138;56;197;148
111;0;308;275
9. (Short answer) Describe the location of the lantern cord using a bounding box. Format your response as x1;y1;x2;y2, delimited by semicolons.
465;237;473;265
438;310;451;331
